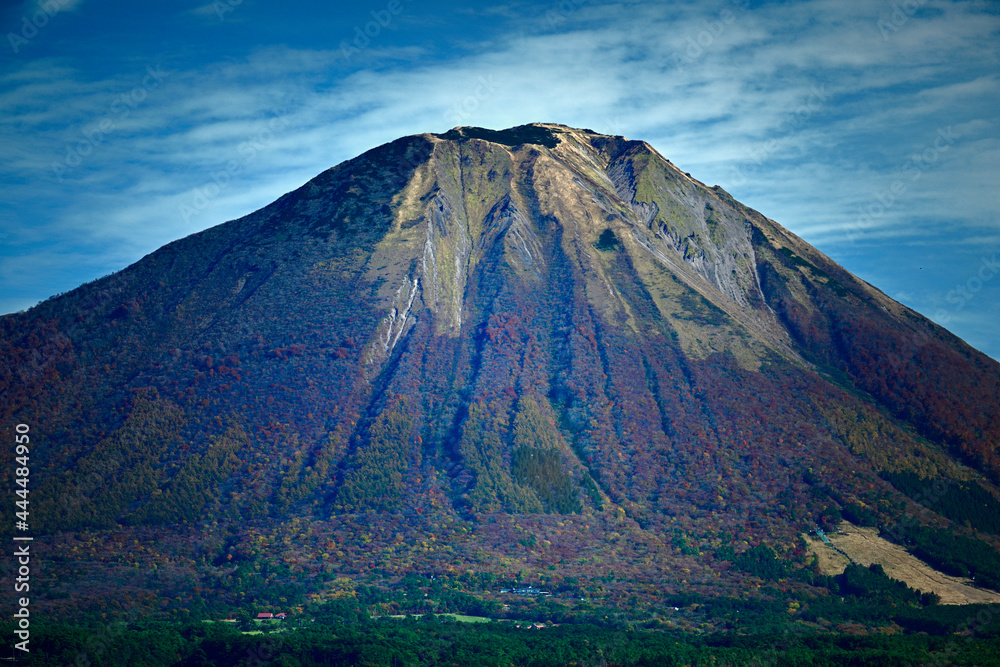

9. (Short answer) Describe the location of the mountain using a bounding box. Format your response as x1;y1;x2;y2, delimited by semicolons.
4;123;1000;620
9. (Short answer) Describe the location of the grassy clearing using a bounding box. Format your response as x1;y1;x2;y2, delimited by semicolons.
387;613;493;623
805;521;1000;605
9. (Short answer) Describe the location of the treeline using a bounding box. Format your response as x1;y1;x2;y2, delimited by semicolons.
837;563;935;607
885;470;1000;535
888;523;1000;591
720;544;941;609
16;616;1000;667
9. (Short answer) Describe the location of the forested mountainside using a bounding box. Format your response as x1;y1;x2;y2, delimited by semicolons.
3;123;1000;622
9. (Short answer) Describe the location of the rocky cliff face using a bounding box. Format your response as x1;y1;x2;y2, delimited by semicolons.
3;124;1000;612
363;125;796;375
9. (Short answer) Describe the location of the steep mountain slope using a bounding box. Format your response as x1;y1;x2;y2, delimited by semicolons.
3;123;1000;617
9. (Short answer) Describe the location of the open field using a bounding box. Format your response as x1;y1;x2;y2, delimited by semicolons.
388;614;493;623
804;521;1000;605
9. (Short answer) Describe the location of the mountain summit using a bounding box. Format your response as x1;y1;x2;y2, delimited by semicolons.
4;123;1000;614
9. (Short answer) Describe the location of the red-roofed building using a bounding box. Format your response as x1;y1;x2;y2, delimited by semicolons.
256;612;274;620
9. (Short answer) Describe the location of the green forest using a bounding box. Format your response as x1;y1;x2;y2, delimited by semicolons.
13;596;1000;666
14;560;1000;666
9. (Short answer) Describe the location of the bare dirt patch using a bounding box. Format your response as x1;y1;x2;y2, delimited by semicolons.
803;521;1000;605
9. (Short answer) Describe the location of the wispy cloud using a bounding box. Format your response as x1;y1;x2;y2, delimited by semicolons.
38;0;82;12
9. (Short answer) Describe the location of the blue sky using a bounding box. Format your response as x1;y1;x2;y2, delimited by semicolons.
1;0;998;358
